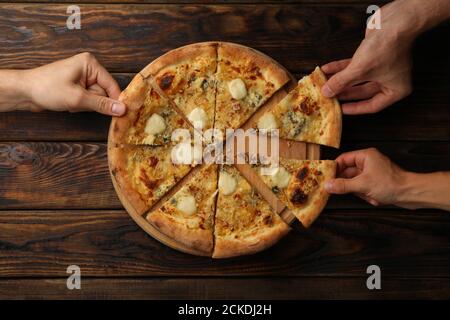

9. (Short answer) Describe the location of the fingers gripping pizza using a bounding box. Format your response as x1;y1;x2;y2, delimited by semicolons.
108;42;341;257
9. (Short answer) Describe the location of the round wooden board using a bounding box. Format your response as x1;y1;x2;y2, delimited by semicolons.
108;42;320;257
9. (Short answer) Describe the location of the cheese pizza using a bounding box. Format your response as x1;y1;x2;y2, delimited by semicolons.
109;145;192;216
213;165;290;258
110;74;191;146
141;43;217;131
147;164;218;254
257;67;342;148
254;159;336;227
215;43;290;132
108;42;341;258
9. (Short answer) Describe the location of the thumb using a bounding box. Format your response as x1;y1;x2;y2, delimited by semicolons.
82;92;126;116
321;68;360;98
324;177;362;195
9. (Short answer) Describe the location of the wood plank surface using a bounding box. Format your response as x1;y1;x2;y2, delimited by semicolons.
0;0;449;299
0;276;447;300
1;209;450;278
0;4;382;73
0;142;119;209
0;4;447;74
1;141;449;210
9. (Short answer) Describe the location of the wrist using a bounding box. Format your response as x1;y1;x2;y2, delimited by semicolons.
0;69;34;111
394;171;423;209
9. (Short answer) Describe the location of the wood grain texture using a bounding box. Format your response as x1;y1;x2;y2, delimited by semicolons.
0;0;391;3
0;142;120;209
0;4;446;73
1;209;450;277
1;141;449;210
0;4;367;73
0;71;448;142
0;276;447;300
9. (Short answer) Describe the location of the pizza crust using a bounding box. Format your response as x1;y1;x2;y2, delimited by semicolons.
109;74;149;147
108;43;336;257
290;160;336;228
309;67;342;148
108;146;149;216
140;42;217;79
213;222;290;259
218;42;290;89
148;210;213;253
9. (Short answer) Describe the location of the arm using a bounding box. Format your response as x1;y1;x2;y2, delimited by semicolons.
397;171;450;210
321;0;450;115
0;52;126;116
325;148;450;211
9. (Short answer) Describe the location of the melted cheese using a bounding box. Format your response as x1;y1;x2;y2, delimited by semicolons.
188;107;208;129
228;78;247;100
262;166;291;189
219;171;237;195
145;114;166;135
176;194;197;216
257;113;278;130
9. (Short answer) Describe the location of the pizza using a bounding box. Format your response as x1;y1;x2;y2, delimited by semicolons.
213;165;290;258
108;42;341;258
108;145;192;215
253;159;336;227
256;67;342;148
141;43;217;131
110;74;191;146
214;43;290;132
147;164;218;254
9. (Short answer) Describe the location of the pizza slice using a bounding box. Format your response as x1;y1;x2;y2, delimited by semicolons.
253;159;336;227
213;165;290;258
146;164;218;254
108;145;192;216
256;67;342;148
215;42;290;132
140;42;217;131
110;74;191;146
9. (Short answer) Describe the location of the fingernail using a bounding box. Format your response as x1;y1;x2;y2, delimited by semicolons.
324;180;333;192
321;84;334;97
112;102;126;116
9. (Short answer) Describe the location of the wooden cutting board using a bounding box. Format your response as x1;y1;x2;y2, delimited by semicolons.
108;42;320;256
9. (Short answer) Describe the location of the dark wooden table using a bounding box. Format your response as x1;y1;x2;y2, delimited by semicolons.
0;0;449;299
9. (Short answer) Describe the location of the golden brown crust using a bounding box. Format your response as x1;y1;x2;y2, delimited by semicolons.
148;210;213;253
109;74;149;147
309;67;342;148
218;42;290;89
290;160;336;228
108;146;149;216
140;42;218;79
212;222;290;258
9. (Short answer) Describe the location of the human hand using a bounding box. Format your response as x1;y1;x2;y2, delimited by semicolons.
321;0;417;114
24;52;126;116
324;148;409;207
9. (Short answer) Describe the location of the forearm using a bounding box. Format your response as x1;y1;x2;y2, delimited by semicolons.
0;70;33;112
404;0;450;37
396;171;450;211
